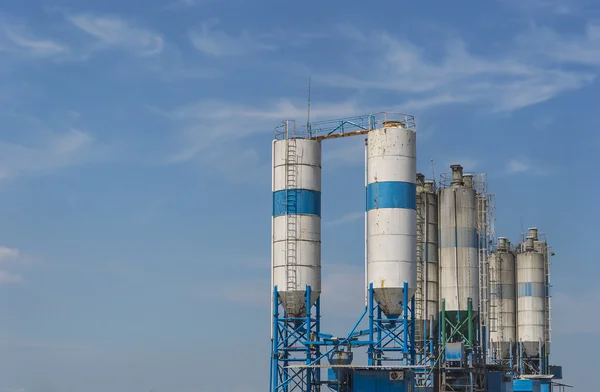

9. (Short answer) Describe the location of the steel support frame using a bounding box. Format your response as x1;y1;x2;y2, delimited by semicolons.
366;282;416;367
271;286;321;392
438;298;486;392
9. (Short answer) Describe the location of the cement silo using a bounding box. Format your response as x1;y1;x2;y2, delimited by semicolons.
272;137;321;317
489;237;516;360
416;175;438;341
367;121;417;318
516;236;545;357
439;164;479;338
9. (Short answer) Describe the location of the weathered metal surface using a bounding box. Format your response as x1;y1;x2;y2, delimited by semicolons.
490;237;516;359
272;138;321;316
439;164;480;312
516;242;545;357
366;124;417;317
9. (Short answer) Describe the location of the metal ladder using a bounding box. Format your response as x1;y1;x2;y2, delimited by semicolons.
544;244;552;350
285;136;298;293
415;191;424;330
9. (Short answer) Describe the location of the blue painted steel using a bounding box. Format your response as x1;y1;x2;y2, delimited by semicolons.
438;228;479;248
445;343;463;362
517;282;545;297
273;189;321;216
351;370;413;392
488;371;514;392
270;285;321;392
549;365;562;379
513;379;540;392
366;181;416;210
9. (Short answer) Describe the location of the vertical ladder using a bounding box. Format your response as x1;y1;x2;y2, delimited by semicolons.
544;244;552;352
415;191;424;332
285;134;298;294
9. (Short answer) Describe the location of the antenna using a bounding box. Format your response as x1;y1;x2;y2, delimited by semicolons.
307;76;311;134
431;159;436;187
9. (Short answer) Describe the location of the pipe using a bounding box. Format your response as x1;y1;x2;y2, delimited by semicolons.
468;298;473;349
364;137;368;307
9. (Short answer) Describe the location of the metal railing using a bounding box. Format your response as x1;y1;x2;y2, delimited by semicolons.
274;112;416;140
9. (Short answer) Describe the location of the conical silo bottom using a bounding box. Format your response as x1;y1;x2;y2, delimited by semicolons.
280;290;320;318
374;287;416;319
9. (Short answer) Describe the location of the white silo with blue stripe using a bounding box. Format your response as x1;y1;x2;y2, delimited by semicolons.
272;137;321;317
366;121;417;317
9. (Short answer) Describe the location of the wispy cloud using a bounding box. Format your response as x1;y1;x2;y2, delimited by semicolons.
516;23;600;67
315;32;594;112
0;247;22;284
325;212;364;227
189;20;276;56
165;98;361;158
505;158;553;175
189;20;325;57
67;13;164;55
0;21;67;56
0;129;101;180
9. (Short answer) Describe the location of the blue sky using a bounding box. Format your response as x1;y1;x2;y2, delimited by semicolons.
0;0;597;390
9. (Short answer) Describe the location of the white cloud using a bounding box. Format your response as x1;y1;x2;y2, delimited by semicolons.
0;247;19;262
0;22;67;56
315;32;594;112
507;159;530;173
165;99;363;175
516;23;600;67
505;158;554;176
0;129;99;180
325;212;364;227
67;14;163;55
189;20;325;57
0;246;22;285
189;20;276;56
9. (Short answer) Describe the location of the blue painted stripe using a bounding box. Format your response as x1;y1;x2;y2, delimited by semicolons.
273;189;321;216
366;181;416;211
439;228;479;248
518;282;545;297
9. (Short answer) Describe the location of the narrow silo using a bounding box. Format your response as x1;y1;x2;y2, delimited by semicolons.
367;121;417;318
517;236;546;357
416;176;439;340
439;164;479;335
272;137;321;317
489;237;516;360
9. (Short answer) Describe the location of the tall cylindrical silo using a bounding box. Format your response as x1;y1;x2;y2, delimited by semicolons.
439;165;479;333
489;237;516;359
367;121;417;318
517;237;546;357
416;177;439;340
272;137;321;317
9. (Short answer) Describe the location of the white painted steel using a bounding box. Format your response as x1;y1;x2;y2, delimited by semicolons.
439;176;480;312
489;239;516;360
517;250;545;357
367;125;417;317
272;138;321;316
